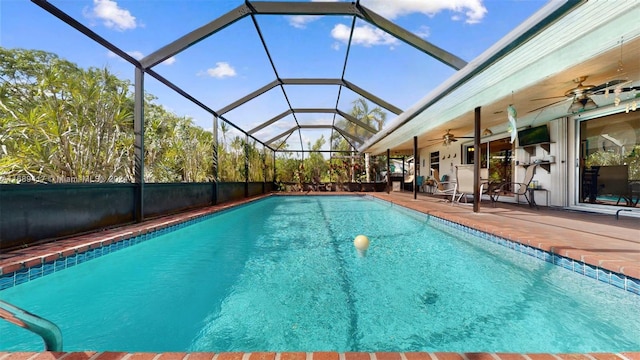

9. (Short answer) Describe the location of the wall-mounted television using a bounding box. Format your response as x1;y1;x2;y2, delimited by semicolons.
518;124;550;147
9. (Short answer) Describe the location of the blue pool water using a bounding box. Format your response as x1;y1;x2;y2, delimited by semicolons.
1;196;639;352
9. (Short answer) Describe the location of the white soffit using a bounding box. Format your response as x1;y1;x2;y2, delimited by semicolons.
362;0;640;154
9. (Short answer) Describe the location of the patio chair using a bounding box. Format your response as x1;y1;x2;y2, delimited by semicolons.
416;176;424;191
431;168;456;200
452;165;475;205
581;166;599;203
451;165;498;206
495;164;537;206
403;174;414;191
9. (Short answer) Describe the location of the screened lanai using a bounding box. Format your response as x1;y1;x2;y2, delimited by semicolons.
3;0;638;249
4;0;532;248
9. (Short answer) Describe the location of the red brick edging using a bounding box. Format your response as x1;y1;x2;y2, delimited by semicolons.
1;352;639;360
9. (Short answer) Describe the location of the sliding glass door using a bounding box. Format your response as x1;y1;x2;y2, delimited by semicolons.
578;111;640;207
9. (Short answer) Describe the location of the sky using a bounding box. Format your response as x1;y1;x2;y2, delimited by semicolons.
0;0;548;152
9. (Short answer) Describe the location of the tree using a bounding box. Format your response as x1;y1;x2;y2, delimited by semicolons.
144;96;214;182
303;136;329;183
274;141;299;184
0;48;134;183
331;98;386;151
0;47;215;183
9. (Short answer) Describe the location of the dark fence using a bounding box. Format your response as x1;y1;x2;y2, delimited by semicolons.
216;182;246;204
0;181;273;250
248;182;264;197
1;183;136;250
144;183;215;219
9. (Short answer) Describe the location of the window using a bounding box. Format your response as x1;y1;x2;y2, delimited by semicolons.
465;139;512;184
465;143;487;167
430;151;439;174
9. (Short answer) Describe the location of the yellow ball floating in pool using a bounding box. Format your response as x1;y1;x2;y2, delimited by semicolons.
354;234;370;256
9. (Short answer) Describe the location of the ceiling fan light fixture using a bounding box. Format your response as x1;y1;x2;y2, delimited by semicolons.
583;97;598;110
570;95;597;113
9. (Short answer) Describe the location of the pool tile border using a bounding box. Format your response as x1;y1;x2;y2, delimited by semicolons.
428;215;640;295
0;352;639;360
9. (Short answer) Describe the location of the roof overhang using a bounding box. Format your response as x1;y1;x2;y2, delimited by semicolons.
359;0;640;154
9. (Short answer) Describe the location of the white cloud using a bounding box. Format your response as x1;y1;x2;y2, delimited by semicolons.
161;56;177;66
362;0;487;24
331;23;398;47
126;50;144;60
301;133;314;146
287;0;338;28
85;0;138;31
288;15;321;29
415;25;431;39
107;50;147;62
201;62;237;79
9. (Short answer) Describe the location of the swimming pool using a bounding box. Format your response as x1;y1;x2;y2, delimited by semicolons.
1;196;639;352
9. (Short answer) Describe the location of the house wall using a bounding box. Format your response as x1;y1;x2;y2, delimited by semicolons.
419;145;459;182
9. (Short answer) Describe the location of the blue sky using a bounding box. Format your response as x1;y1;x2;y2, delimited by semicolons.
0;0;547;151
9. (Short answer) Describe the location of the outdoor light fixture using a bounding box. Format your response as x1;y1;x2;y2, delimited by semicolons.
482;128;493;136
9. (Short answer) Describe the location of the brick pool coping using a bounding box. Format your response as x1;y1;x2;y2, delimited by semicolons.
1;352;639;360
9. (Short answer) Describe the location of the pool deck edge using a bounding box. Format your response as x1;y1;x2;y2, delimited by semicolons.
1;352;639;360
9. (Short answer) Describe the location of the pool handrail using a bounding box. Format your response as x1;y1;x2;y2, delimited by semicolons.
0;299;63;351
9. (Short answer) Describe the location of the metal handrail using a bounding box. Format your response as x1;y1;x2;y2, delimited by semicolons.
0;300;63;351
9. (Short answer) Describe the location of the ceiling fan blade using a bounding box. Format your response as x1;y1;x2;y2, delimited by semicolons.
591;85;640;95
589;79;630;93
530;95;567;101
527;98;570;113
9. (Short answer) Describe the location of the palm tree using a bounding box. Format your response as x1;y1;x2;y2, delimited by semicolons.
331;98;387;151
219;121;229;152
